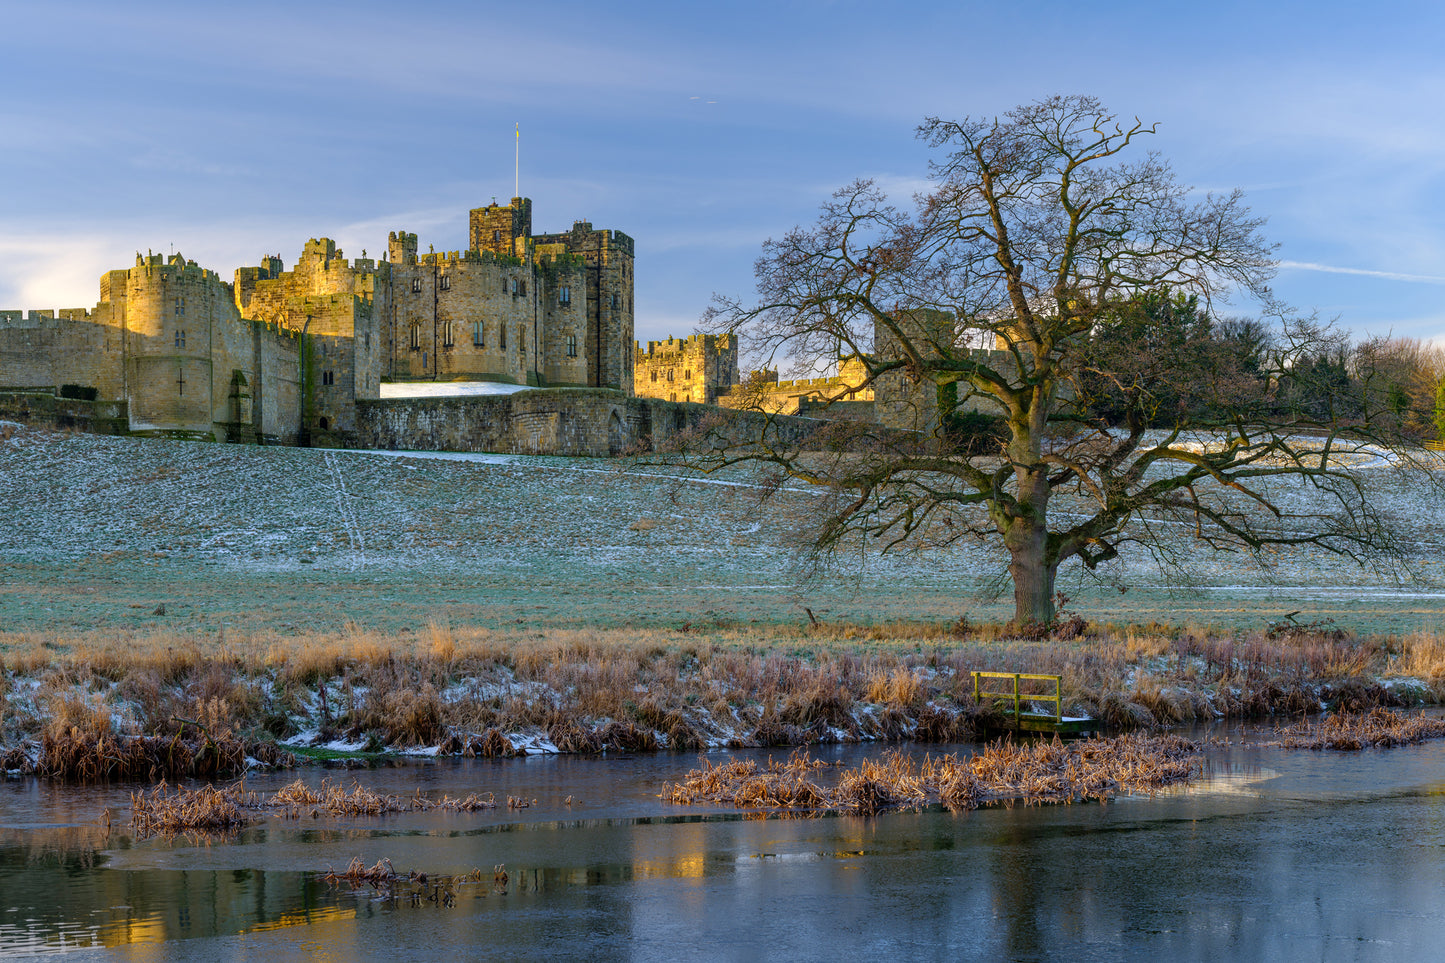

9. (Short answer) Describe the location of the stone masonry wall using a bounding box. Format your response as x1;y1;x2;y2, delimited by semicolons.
352;389;831;458
0;392;128;435
0;309;124;397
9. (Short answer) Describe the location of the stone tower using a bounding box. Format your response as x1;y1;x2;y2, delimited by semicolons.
469;198;532;259
874;309;955;433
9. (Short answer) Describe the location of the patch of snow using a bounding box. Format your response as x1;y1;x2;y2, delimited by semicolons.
380;381;535;398
320;738;371;752
346;449;517;466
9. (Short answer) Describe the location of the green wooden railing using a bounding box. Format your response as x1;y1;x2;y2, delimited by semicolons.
972;671;1063;725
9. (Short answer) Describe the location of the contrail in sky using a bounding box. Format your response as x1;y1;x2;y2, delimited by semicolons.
1279;260;1445;284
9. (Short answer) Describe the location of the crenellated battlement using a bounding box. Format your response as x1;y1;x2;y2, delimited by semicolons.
1;308;98;325
130;251;223;284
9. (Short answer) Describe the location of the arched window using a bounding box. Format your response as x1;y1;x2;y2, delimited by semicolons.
472;321;484;347
443;322;454;347
409;323;420;350
566;334;577;357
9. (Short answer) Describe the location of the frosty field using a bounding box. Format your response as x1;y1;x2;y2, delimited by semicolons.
2;424;1444;638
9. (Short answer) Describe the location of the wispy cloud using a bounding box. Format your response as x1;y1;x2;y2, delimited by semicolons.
1278;261;1445;284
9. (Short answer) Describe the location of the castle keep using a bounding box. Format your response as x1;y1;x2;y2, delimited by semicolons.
0;197;634;444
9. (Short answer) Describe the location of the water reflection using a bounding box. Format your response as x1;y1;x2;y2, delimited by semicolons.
4;739;1445;959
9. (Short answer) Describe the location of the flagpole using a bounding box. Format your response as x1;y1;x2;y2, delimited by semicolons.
515;123;519;200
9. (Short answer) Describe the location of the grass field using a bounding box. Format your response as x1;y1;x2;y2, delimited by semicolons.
2;424;1443;640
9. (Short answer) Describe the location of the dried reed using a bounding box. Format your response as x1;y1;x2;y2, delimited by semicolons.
1275;707;1445;750
662;734;1201;815
128;776;497;838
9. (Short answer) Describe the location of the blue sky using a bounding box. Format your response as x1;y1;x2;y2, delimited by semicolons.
4;0;1444;347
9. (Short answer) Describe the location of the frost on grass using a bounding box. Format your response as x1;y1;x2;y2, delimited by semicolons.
0;429;1442;634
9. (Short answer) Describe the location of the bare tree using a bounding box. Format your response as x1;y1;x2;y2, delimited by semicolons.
699;95;1427;628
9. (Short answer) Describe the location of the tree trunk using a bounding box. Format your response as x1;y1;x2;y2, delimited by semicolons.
1006;517;1057;627
1004;466;1056;628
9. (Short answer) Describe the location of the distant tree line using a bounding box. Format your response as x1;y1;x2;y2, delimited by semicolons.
1067;289;1445;443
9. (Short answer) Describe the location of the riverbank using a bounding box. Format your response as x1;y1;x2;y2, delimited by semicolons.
4;620;1443;776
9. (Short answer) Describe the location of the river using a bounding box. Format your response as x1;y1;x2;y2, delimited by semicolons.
3;734;1444;960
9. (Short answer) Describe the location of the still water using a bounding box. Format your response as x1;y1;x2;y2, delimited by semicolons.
4;735;1445;961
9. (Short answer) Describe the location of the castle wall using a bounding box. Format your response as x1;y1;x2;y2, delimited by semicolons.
352;390;831;458
634;334;739;404
873;310;954;433
0;392;128;435
0;309;123;397
255;323;300;444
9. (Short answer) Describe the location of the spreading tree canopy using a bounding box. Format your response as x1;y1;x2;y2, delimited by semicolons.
700;95;1428;628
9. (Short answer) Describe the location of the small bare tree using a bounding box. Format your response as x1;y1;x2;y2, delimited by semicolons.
697;95;1428;628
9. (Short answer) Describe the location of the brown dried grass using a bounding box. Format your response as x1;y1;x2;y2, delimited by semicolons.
129;776;498;838
1275;708;1445;750
663;733;1201;815
6;621;1444;765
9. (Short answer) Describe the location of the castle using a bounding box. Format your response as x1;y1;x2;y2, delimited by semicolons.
2;200;1000;455
0;197;634;445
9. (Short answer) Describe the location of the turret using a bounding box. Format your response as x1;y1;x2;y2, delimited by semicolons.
387;231;418;265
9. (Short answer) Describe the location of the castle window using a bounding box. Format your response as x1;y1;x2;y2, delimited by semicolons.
423;350;428;370
559;285;571;305
650;371;657;383
443;322;454;347
322;370;334;386
511;278;519;296
684;370;691;380
174;330;186;348
501;278;509;294
472;321;484;347
667;369;674;382
520;325;526;353
411;278;422;293
500;325;506;349
493;229;501;243
440;275;451;291
519;280;527;296
409;323;420;350
566;334;577;357
174;297;185;316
